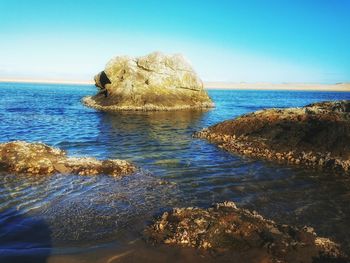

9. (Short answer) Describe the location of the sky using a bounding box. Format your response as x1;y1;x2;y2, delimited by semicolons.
0;0;349;83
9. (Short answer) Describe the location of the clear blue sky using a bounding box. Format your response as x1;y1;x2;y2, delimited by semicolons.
0;0;349;83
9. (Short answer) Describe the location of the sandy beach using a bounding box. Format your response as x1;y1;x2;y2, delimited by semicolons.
0;78;93;85
1;78;349;92
204;82;350;91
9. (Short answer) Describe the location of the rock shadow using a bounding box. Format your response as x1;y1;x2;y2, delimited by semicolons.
0;208;52;263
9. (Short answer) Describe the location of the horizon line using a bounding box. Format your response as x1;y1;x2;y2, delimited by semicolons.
0;78;349;92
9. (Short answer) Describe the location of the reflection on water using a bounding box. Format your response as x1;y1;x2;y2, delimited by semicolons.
96;110;208;163
1;82;350;261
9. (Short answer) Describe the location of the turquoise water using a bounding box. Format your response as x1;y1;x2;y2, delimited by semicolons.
1;82;350;262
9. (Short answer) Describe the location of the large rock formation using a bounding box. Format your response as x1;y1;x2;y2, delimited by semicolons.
195;100;350;173
145;202;348;263
0;141;136;176
83;52;214;111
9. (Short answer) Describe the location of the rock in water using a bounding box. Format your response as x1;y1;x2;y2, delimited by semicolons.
194;100;350;173
83;52;214;111
0;141;136;176
145;202;348;262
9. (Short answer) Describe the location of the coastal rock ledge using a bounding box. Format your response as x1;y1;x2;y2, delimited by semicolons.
145;202;348;263
194;100;350;173
0;141;136;176
83;52;214;111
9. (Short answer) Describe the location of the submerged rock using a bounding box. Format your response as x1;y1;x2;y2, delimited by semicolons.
83;51;214;111
145;201;348;263
194;100;350;173
0;141;136;176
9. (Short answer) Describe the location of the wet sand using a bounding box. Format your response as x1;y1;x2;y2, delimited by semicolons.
46;241;280;263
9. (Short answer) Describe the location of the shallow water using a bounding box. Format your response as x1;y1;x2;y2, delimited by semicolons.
1;82;350;262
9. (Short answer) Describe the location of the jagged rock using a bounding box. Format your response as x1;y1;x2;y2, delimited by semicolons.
145;201;348;263
194;100;350;173
83;52;214;111
0;141;136;176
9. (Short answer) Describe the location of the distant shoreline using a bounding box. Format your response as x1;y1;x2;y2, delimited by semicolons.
0;78;349;92
0;78;93;85
204;82;350;92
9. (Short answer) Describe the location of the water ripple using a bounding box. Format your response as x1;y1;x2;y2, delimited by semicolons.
1;83;350;257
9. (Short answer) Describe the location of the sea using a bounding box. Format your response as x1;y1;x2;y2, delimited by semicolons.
1;82;350;262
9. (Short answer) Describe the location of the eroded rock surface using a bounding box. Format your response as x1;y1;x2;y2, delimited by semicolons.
0;141;136;176
83;52;214;111
195;100;350;173
145;202;348;263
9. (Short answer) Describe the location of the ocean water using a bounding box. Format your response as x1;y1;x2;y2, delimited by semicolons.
1;82;350;262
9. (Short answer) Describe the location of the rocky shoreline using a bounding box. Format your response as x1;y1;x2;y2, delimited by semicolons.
194;101;350;173
0;141;136;176
145;201;348;263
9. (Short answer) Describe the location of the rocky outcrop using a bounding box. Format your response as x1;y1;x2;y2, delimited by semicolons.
194;100;350;173
0;141;136;176
145;201;348;263
83;52;214;111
